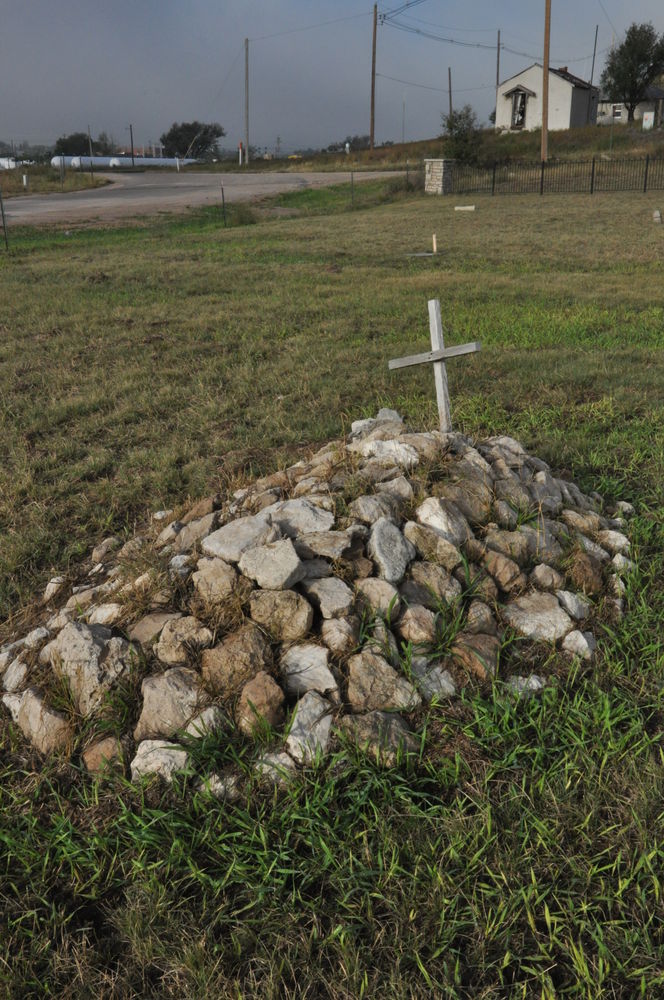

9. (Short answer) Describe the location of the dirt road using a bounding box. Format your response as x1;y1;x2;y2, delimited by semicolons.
3;170;398;226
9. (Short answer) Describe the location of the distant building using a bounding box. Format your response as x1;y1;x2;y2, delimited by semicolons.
496;64;598;132
597;85;664;126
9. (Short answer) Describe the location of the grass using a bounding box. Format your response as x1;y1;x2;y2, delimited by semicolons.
0;165;105;197
1;181;664;996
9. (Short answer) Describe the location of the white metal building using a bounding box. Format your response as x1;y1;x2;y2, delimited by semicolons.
496;64;598;132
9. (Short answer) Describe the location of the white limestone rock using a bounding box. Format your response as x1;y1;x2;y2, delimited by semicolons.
285;691;334;763
301;577;354;619
415;498;472;547
502;592;574;642
562;630;596;661
355;578;401;619
134;667;204;741
202;514;281;563
280;644;339;700
130;741;190;784
239;538;305;590
410;656;456;701
50;622;137;716
556;590;591;621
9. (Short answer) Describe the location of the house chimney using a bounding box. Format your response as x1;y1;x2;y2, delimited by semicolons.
558;66;568;73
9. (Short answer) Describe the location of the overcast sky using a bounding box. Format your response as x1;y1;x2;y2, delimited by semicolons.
2;1;663;152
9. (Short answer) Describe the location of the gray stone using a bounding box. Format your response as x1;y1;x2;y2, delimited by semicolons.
300;558;334;580
347;651;421;712
410;656;456;701
134;667;204;740
561;509;601;534
415;498;472;547
507;674;546;698
255;750;296;785
465;601;497;635
50;622;137;716
239;538;305;590
168;553;194;581
577;533;610;563
556;590;591;621
493;501;518;530
396;605;437;645
375;476;414;502
192;557;237;603
155;616;213;667
173;512;216;553
2;656;28;693
2;692;22;723
368;518;415;583
348;493;400;525
485;529;530;567
482;549;523;592
518;521;564;565
529;564;565;591
196;772;241;802
280;644;338;700
503;592;574;642
262;498;335;538
249;589;313;642
355;578;401;619
615;500;635;517
596;528;630;556
24;626;51;650
130;741;190;783
451;632;501;681
562;630;596;661
294;527;365;561
285;691;334;763
402;562;462;609
91;536;121;563
493;477;532;511
201;514;281;563
14;688;72;754
129;612;182;650
364;619;400;666
402;522;463;571
612;553;635;574
350;438;419;469
434;479;492;525
43;576;66;603
321;616;360;656
336;711;417;766
88;603;123;626
301;577;354;619
184;705;228;737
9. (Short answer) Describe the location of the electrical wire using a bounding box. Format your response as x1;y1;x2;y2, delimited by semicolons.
376;71;495;94
251;11;372;43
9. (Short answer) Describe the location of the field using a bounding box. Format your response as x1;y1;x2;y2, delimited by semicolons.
1;165;105;197
1;181;664;997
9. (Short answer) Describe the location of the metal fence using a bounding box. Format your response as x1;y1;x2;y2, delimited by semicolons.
449;156;664;196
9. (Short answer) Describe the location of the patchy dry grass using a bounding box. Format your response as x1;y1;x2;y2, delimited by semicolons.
1;184;664;997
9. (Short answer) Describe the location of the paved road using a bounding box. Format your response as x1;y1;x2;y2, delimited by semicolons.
3;170;397;226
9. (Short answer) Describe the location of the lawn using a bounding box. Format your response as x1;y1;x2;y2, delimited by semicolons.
1;183;663;997
1;165;105;198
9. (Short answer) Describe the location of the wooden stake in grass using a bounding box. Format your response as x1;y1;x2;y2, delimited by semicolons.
388;299;480;432
0;188;8;251
432;233;437;253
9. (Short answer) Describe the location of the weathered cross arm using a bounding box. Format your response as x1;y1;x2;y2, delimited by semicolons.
388;341;481;371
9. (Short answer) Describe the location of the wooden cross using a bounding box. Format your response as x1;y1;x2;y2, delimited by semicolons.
388;299;480;433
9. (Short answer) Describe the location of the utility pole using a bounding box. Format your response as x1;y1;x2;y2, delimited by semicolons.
496;30;501;123
448;67;453;118
370;4;377;149
402;95;406;145
541;0;551;162
245;37;250;164
128;123;135;166
586;24;599;124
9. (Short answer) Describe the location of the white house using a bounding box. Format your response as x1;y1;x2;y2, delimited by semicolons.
597;85;664;126
496;64;598;132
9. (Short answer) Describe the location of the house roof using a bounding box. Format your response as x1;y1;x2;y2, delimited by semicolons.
499;63;596;92
503;84;537;99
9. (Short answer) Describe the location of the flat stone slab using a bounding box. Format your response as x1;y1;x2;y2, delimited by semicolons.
347;650;421;712
260;498;335;537
201;514;281;563
503;591;574;642
130;741;190;783
239;538;305;590
415;498;472;547
280;644;338;700
301;577;354;619
134;667;204;741
368;518;415;584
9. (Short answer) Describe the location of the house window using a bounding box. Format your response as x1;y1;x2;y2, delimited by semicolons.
612;105;622;119
511;92;527;129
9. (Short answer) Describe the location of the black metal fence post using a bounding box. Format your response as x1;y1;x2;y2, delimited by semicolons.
643;155;650;194
590;157;596;195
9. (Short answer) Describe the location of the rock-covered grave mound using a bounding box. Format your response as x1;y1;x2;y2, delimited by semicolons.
1;410;634;796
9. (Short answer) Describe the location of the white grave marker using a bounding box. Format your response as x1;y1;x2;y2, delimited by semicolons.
388;299;480;433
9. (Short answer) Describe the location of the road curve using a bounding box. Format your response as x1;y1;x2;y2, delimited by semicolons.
3;170;399;226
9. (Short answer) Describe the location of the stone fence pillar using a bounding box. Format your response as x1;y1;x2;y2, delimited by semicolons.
424;159;455;195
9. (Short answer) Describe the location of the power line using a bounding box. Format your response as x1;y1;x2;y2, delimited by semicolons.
376;71;494;94
250;11;372;43
597;0;619;39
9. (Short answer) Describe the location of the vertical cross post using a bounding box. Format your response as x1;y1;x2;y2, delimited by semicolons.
428;299;451;432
